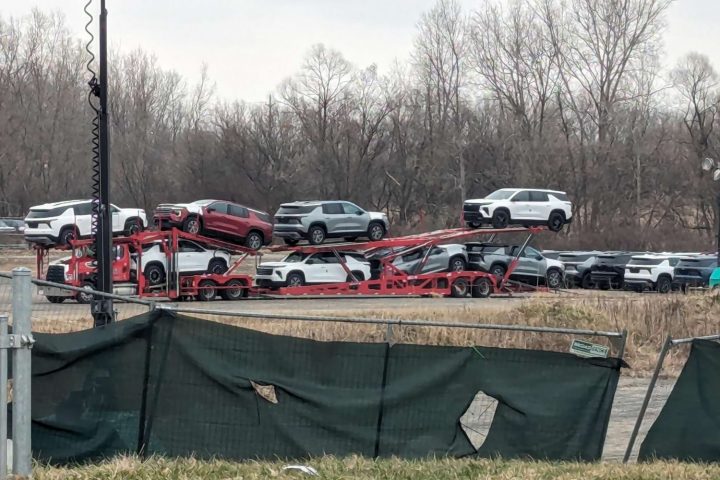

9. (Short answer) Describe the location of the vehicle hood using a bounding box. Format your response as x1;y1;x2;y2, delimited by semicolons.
464;199;494;205
156;203;203;214
257;262;295;269
368;211;389;222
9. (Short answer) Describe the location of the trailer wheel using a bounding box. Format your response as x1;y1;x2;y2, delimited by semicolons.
472;278;492;298
46;296;65;304
220;279;246;300
197;279;217;301
450;278;470;298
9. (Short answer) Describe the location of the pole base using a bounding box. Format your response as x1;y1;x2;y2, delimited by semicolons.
91;298;115;327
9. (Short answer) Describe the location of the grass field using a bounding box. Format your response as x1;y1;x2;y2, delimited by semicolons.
32;456;720;479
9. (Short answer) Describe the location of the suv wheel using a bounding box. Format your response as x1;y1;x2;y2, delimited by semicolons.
207;259;228;275
284;238;299;246
368;222;385;242
59;227;77;246
546;268;563;289
490;264;506;278
144;264;166;286
76;282;95;304
245;231;264;251
548;211;565;232
656;276;672;294
286;272;305;288
449;256;466;272
491;210;510;229
308;226;326;245
466;221;481;229
124;219;143;236
183;216;201;235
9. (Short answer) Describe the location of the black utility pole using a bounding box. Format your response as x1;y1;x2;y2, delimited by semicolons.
91;0;114;327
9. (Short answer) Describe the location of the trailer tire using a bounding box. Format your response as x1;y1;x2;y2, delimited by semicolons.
207;258;228;275
76;282;95;304
46;296;65;304
197;279;217;301
144;263;166;286
220;279;247;300
472;277;492;298
183;215;202;235
450;278;470;298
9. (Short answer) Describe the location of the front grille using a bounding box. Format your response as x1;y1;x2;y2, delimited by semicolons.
46;265;66;284
155;207;174;214
463;204;479;212
256;268;274;276
26;222;40;228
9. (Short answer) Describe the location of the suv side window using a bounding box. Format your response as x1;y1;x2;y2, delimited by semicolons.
73;202;93;216
229;204;249;218
178;240;204;253
209;202;229;214
342;203;364;215
322;203;344;215
511;191;530;202
529;191;549;202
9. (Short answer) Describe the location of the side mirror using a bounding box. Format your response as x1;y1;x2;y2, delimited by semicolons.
356;211;364;216
535;255;543;261
207;208;215;213
305;259;314;265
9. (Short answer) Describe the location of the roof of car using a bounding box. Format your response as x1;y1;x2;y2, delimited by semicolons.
30;199;91;209
493;188;567;194
629;254;676;260
280;200;354;206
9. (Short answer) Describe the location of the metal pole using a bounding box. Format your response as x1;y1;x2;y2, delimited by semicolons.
623;336;673;463
716;191;720;268
11;268;32;477
92;0;114;327
0;314;7;478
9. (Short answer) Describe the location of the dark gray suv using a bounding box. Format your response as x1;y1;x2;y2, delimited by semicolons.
273;201;390;245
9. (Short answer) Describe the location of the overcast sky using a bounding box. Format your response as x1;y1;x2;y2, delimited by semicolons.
1;0;718;102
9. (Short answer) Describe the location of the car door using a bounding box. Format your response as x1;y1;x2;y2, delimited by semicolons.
422;247;448;273
321;203;346;234
303;253;332;282
73;202;94;236
341;202;368;233
228;203;251;238
203;201;231;234
178;240;207;273
529;191;551;220
509;190;532;220
516;246;543;282
396;249;424;274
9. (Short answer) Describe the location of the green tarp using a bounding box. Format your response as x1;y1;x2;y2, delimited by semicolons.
639;339;720;462
30;310;622;464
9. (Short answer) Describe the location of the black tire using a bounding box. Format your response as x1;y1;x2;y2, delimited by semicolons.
564;276;575;289
285;272;305;288
144;263;166;286
656;275;672;294
284;238;299;246
207;258;228;275
548;211;565;232
46;296;65;304
59;227;77;247
471;277;492;298
344;237;358;242
367;222;385;242
450;278;470;298
546;268;563;289
581;273;594;289
490;264;506;278
183;215;201;235
465;221;482;229
244;231;264;251
449;256;466;272
491;209;510;229
197;279;217;301
220;279;246;300
308;225;326;245
76;282;95;304
124;218;143;236
346;271;365;282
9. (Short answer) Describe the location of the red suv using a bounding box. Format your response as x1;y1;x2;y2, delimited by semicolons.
154;199;273;250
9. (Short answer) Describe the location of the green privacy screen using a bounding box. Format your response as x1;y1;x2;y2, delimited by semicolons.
31;310;622;464
639;339;720;462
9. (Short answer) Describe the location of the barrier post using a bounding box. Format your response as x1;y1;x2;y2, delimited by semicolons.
12;268;33;477
0;314;7;478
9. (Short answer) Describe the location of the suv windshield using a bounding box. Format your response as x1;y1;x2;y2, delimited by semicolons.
284;252;308;263
277;205;317;215
485;190;515;200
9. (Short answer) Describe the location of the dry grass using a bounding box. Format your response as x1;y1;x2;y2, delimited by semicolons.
32;455;720;480
28;293;720;375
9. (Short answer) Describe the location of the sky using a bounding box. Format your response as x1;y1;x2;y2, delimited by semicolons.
0;0;719;103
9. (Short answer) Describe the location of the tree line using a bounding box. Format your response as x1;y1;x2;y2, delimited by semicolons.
0;1;718;250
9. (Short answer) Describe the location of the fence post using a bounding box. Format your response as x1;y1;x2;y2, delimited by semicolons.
0;314;7;478
12;268;33;477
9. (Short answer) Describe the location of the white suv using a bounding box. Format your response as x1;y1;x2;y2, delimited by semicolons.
463;189;572;232
132;239;231;286
623;254;680;293
25;200;147;246
255;251;371;289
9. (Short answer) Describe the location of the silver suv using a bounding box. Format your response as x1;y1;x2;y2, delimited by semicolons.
273;201;390;245
466;243;565;289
